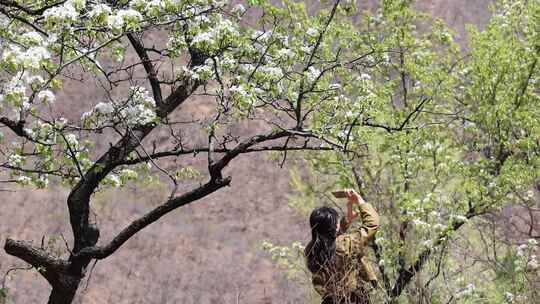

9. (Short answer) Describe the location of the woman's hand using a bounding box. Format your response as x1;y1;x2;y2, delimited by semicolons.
344;189;365;224
345;189;365;205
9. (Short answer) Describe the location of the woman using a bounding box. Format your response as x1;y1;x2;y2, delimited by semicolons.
304;190;380;304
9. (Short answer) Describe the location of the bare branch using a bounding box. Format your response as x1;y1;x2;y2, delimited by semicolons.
4;239;68;274
74;178;231;260
118;144;339;166
127;33;163;106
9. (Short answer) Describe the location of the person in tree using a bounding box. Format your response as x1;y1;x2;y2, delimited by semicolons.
305;190;380;304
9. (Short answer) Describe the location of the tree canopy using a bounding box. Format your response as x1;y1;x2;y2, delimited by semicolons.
265;0;540;303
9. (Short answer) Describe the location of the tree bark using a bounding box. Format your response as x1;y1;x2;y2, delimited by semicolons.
4;239;83;304
47;280;79;304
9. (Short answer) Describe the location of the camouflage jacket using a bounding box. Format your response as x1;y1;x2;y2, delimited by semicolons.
311;202;380;299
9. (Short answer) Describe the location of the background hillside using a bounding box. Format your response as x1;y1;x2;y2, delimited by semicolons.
0;1;494;303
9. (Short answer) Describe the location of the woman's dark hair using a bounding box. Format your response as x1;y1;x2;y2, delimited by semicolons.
305;206;339;273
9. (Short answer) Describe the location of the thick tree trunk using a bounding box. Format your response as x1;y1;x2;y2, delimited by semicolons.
4;239;83;304
46;271;83;304
48;284;79;304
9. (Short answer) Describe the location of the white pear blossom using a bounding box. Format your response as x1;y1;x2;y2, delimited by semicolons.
306;27;319;37
4;77;27;103
527;256;538;270
64;134;79;147
422;239;433;248
37;90;55;104
21;32;44;45
105;174;121;187
219;55;236;69
166;34;188;53
108;8;144;31
88;3;112;19
45;34;58;45
81;111;92;122
55;117;68;128
231;4;246;15
113;87;157;125
450;214;468;223
504;292;514;303
67;0;86;11
120;169;138;180
2;45;51;70
251;30;271;42
192;32;215;45
94;102;115;114
277;48;294;59
274;33;289;46
16;176;32;185
25;74;45;85
180;66;200;80
23;128;35;139
81;87;157;125
146;0;165;11
423;142;433;150
24;46;51;69
8;154;25;167
300;45;312;54
307;66;320;82
230;85;249;97
44;2;79;23
107;14;124;30
514;241;539;272
130;86;155;108
433;223;446;230
517;244;528;257
118;9;143;24
123;106;156;125
130;0;148;9
193;64;213;81
2;45;22;66
36;175;49;188
411;219;429;227
259;66;283;80
133;0;171;14
359;73;371;81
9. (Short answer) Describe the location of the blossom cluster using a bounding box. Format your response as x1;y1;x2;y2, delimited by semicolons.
0;26;57;116
103;168;139;188
108;9;143;32
81;86;157;128
515;239;539;271
504;291;529;304
43;0;84;27
189;15;241;53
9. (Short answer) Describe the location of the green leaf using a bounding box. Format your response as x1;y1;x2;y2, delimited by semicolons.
0;288;7;303
247;0;264;6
